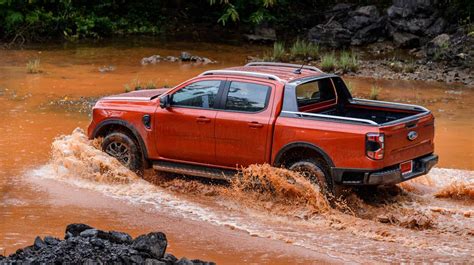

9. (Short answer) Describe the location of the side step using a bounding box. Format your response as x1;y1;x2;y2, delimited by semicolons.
152;161;236;180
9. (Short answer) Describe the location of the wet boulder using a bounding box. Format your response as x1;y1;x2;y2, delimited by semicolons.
65;223;93;238
355;5;380;18
33;236;46;250
131;232;167;259
308;20;353;48
324;3;354;20
43;236;60;245
392;32;420;48
80;228;99;238
108;231;133;244
180;52;192;61
244;24;277;42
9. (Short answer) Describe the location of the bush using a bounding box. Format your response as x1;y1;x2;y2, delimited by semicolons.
290;38;319;60
26;58;41;74
124;79;157;92
272;42;286;61
369;84;381;100
338;51;358;73
320;53;337;72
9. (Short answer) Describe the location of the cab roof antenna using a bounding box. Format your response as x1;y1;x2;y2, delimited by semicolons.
293;61;306;75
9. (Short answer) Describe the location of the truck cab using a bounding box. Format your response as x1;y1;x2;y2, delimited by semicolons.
88;62;438;196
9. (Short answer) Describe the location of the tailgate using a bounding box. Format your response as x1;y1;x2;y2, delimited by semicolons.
380;113;435;167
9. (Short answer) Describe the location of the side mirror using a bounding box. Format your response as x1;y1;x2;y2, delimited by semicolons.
159;95;170;109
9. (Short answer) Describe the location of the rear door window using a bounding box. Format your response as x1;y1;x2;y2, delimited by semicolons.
171;80;221;109
296;78;336;107
224;81;270;112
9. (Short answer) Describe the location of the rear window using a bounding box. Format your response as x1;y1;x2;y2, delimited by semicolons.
296;78;336;107
224;81;270;112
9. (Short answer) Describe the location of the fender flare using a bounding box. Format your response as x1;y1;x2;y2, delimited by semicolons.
92;119;149;160
273;141;334;168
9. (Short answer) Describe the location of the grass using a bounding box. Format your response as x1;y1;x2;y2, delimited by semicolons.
388;60;416;73
320;53;337;72
369;84;381;100
289;38;319;59
272;42;286;61
26;58;41;74
124;78;157;92
338;51;358;73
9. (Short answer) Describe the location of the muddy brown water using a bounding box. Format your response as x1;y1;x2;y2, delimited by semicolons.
0;40;473;264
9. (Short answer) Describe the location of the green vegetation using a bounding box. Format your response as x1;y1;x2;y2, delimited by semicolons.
369;84;381;100
272;42;286;61
124;78;157;92
290;38;319;59
26;58;41;74
338;51;358;73
320;53;337;72
0;1;470;44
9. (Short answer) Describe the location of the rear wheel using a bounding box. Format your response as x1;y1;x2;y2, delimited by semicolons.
289;158;344;199
102;131;143;174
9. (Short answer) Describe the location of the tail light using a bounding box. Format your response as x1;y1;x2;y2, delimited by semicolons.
366;133;384;160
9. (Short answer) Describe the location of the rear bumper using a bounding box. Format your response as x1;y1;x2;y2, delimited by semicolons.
332;154;438;185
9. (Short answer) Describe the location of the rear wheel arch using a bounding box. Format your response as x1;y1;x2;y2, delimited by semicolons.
92;119;149;162
273;142;335;169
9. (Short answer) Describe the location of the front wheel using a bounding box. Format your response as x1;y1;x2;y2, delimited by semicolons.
102;131;143;174
289;158;344;199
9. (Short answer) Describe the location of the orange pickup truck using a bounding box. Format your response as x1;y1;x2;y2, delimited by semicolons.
88;62;438;195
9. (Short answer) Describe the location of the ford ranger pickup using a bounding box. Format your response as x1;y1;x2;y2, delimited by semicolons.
87;62;438;195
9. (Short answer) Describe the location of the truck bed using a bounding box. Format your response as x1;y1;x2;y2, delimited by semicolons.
309;99;430;126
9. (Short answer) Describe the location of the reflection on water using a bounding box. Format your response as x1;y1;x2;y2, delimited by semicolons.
0;40;473;263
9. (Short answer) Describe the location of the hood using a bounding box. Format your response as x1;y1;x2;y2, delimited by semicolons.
102;88;170;101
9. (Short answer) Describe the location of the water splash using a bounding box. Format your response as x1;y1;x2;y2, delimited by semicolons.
26;129;474;262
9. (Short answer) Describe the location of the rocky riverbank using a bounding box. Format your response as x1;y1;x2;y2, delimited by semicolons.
307;1;473;85
247;0;473;85
0;224;215;264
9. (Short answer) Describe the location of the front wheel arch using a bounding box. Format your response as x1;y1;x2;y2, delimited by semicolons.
92;119;149;168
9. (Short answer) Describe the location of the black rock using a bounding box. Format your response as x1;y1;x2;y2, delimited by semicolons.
108;231;133;244
130;254;145;264
43;236;60;245
351;17;387;45
3;224;214;265
180;52;191;61
355;5;380;18
80;229;99;238
426;17;446;37
308;21;353;48
162;253;178;263
344;15;371;31
191;259;217;265
131;232;167;259
90;238;105;248
176;257;193;265
145;258;167;265
65;223;94;238
392;32;420;48
34;236;46;250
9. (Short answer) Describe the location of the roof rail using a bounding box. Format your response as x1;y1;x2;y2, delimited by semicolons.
245;62;323;73
200;70;283;82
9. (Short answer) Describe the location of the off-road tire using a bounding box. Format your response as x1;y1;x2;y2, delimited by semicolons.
289;158;344;199
102;131;143;174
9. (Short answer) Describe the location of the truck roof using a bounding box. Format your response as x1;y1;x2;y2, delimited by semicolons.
201;62;326;83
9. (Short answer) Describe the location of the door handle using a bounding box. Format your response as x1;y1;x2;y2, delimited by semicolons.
196;116;211;123
248;121;263;128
